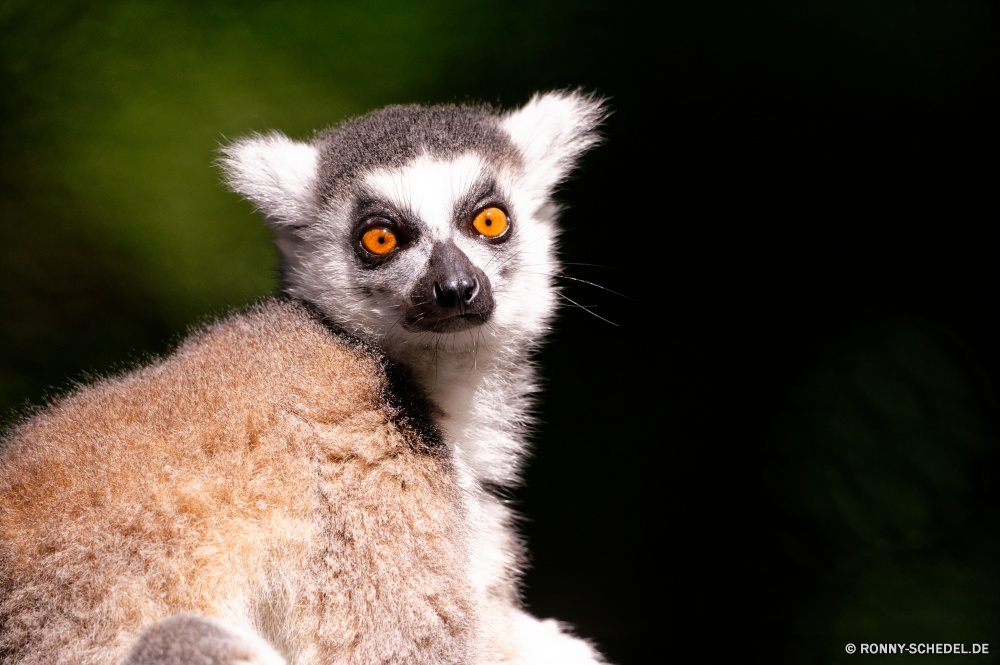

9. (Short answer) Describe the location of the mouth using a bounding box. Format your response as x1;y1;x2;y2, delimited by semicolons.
402;310;491;333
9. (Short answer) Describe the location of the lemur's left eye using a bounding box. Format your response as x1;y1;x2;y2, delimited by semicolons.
472;207;508;238
361;227;398;255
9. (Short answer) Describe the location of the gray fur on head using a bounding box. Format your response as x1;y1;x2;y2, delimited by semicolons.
220;90;604;222
315;104;519;203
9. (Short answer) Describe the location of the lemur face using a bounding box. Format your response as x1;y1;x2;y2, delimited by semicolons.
352;154;510;335
279;152;554;357
222;92;603;359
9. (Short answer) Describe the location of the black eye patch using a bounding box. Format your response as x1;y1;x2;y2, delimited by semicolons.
349;193;422;267
451;176;510;230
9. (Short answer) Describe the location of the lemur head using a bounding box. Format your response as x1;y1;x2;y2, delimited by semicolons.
222;91;603;362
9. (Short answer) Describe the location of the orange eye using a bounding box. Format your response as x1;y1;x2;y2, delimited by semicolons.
361;227;398;255
472;207;508;238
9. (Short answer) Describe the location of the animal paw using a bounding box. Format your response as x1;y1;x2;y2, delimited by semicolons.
122;615;286;665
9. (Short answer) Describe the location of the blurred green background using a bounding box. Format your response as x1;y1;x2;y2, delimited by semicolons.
2;1;998;662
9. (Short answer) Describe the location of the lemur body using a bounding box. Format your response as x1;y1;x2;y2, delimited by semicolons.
0;92;605;664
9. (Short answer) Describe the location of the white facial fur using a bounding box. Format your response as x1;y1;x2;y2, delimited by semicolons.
271;154;555;375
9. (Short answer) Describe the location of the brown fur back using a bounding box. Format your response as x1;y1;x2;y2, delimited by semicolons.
0;299;475;665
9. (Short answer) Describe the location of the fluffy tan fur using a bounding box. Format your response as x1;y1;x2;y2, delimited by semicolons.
0;299;482;664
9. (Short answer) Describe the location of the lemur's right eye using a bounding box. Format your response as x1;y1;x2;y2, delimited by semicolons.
361;227;398;255
471;207;508;239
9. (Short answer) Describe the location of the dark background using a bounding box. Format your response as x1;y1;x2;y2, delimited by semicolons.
2;2;998;663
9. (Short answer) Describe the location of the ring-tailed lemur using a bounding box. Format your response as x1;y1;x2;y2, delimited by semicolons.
0;91;607;664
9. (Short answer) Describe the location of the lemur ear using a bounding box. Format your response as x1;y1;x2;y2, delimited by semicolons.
220;132;319;227
501;90;606;198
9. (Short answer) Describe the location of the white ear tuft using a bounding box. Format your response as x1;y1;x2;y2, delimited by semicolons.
502;90;606;196
219;132;319;226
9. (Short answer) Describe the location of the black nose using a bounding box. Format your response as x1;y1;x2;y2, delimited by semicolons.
434;277;478;310
403;241;495;333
